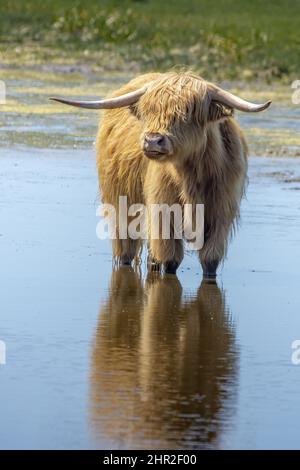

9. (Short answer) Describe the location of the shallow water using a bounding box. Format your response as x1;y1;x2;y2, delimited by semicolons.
1;73;300;449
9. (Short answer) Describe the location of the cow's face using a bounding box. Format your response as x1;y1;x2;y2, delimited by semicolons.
132;74;224;164
142;131;173;160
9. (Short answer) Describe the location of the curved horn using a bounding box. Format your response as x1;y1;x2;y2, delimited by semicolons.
50;86;147;109
209;84;271;112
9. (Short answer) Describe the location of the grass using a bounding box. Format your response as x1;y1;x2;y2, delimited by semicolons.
0;0;299;81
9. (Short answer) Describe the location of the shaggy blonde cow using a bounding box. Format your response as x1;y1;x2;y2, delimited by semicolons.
52;72;271;277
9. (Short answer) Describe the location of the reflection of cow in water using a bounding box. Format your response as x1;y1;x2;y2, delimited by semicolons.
90;267;238;449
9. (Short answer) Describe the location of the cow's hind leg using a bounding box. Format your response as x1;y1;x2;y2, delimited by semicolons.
149;238;183;275
112;238;141;266
147;254;161;272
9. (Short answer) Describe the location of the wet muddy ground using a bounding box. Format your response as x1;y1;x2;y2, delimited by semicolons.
0;72;300;449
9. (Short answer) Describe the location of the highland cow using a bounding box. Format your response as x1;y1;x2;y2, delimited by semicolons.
51;72;271;277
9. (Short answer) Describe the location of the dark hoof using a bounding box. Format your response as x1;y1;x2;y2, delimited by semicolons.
203;272;217;280
201;260;219;280
120;255;132;266
164;261;179;275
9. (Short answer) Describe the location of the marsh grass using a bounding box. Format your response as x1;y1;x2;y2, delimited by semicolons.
0;0;299;81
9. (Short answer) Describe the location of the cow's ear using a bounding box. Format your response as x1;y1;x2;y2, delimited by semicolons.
208;102;234;122
129;103;141;120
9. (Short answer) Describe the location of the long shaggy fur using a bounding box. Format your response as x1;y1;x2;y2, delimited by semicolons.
96;71;248;274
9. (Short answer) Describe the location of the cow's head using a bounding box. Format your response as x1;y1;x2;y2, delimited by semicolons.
51;72;271;163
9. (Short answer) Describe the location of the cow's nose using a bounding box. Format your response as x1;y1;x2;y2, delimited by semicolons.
144;133;166;150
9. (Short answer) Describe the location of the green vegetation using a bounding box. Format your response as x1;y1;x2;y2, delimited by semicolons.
0;0;299;81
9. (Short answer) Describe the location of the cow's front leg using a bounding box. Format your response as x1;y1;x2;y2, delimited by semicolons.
200;257;220;279
145;166;183;274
